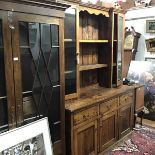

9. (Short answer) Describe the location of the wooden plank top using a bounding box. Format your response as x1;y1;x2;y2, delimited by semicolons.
65;84;142;112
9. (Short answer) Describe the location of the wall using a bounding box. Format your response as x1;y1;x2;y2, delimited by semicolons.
125;6;155;60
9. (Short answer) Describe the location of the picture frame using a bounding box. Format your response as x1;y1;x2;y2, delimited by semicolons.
145;38;155;52
146;20;155;33
0;117;53;155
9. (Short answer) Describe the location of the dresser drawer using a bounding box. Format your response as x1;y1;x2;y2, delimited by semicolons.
73;106;98;125
120;92;133;106
100;97;118;114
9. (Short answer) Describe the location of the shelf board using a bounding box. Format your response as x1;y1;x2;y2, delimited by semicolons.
20;45;30;48
114;40;117;42
64;39;76;42
79;40;108;43
65;70;75;74
79;64;108;71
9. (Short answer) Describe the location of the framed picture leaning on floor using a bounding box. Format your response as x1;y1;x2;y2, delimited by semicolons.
0;117;53;155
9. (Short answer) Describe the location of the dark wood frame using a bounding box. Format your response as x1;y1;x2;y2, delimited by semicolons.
0;1;70;155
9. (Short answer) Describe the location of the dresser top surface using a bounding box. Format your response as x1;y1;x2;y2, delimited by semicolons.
65;84;140;112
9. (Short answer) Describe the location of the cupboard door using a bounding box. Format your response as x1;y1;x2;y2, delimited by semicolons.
119;104;132;138
74;121;97;155
116;13;124;86
112;13;124;87
11;13;64;147
0;11;16;131
99;111;118;152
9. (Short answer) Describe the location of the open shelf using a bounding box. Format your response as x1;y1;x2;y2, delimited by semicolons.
64;39;76;42
79;64;108;71
80;40;108;43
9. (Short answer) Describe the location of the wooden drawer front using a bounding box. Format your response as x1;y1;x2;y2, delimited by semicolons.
100;98;118;114
73;106;98;125
120;92;133;106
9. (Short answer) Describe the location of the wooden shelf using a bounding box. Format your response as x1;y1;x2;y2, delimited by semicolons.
20;45;30;48
79;64;108;71
79;40;108;43
64;39;76;42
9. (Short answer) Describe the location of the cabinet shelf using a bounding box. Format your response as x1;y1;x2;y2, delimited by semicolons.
20;46;30;48
79;64;108;71
64;39;76;42
79;40;108;43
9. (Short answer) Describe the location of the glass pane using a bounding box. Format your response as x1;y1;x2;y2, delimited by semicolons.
41;24;51;64
0;99;8;129
65;8;76;40
65;42;76;94
0;20;3;47
48;87;60;123
48;47;60;86
23;92;37;119
19;22;29;46
0;50;6;97
29;23;40;66
64;8;77;95
49;123;61;143
20;48;34;92
37;52;47;86
51;25;59;46
117;16;123;81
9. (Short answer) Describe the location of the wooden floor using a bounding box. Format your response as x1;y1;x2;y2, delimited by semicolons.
137;117;155;128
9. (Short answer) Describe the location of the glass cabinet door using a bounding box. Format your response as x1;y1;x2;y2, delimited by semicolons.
64;7;77;99
112;12;124;87
11;13;63;144
0;19;8;132
117;13;124;86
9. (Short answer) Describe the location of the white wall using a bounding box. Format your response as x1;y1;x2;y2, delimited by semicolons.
125;6;155;60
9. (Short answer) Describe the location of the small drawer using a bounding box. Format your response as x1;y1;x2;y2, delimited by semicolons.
120;92;133;106
100;97;118;114
73;106;98;125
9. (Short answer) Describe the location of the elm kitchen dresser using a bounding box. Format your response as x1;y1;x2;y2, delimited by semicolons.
64;1;144;155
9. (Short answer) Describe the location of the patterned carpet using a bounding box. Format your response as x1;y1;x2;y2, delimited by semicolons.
106;125;155;155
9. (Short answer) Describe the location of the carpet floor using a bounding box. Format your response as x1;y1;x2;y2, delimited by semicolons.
105;125;155;155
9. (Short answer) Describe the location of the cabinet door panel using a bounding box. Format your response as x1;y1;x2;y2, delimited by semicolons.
99;112;118;152
64;7;77;97
119;105;132;138
74;121;97;155
12;14;62;144
0;25;8;130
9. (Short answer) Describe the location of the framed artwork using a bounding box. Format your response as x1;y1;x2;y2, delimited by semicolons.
124;32;134;50
145;38;155;52
146;20;155;33
0;117;53;155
